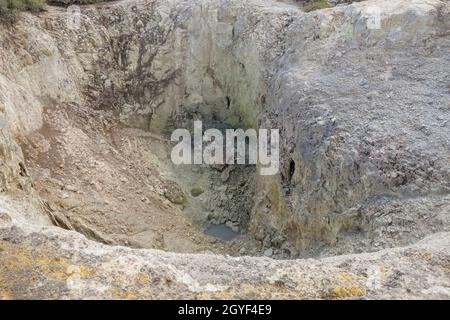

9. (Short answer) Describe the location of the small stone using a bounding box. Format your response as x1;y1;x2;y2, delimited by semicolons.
264;248;273;257
65;185;77;192
164;182;187;205
0;212;12;225
221;166;234;182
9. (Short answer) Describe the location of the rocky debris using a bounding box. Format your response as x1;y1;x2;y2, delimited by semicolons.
163;180;187;205
220;166;234;182
201;165;255;230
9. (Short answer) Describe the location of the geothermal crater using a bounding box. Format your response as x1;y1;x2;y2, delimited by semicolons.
0;0;449;299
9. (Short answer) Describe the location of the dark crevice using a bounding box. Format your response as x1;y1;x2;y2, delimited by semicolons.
288;159;295;182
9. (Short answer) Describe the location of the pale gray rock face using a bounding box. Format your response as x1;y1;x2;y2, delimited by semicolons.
249;0;450;256
0;0;449;299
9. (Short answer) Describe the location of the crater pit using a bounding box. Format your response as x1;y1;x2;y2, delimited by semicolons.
0;0;449;298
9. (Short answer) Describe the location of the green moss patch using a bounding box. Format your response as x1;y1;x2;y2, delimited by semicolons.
190;187;204;197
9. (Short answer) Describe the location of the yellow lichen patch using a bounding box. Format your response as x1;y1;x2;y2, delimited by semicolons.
441;262;450;273
339;272;355;283
79;266;94;277
17;253;69;282
195;290;237;300
67;265;95;278
420;252;434;261
411;250;435;262
0;241;71;285
0;291;13;300
195;282;304;300
329;286;366;299
110;287;141;300
136;272;152;286
0;260;11;297
323;272;366;299
104;270;153;290
104;272;156;300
